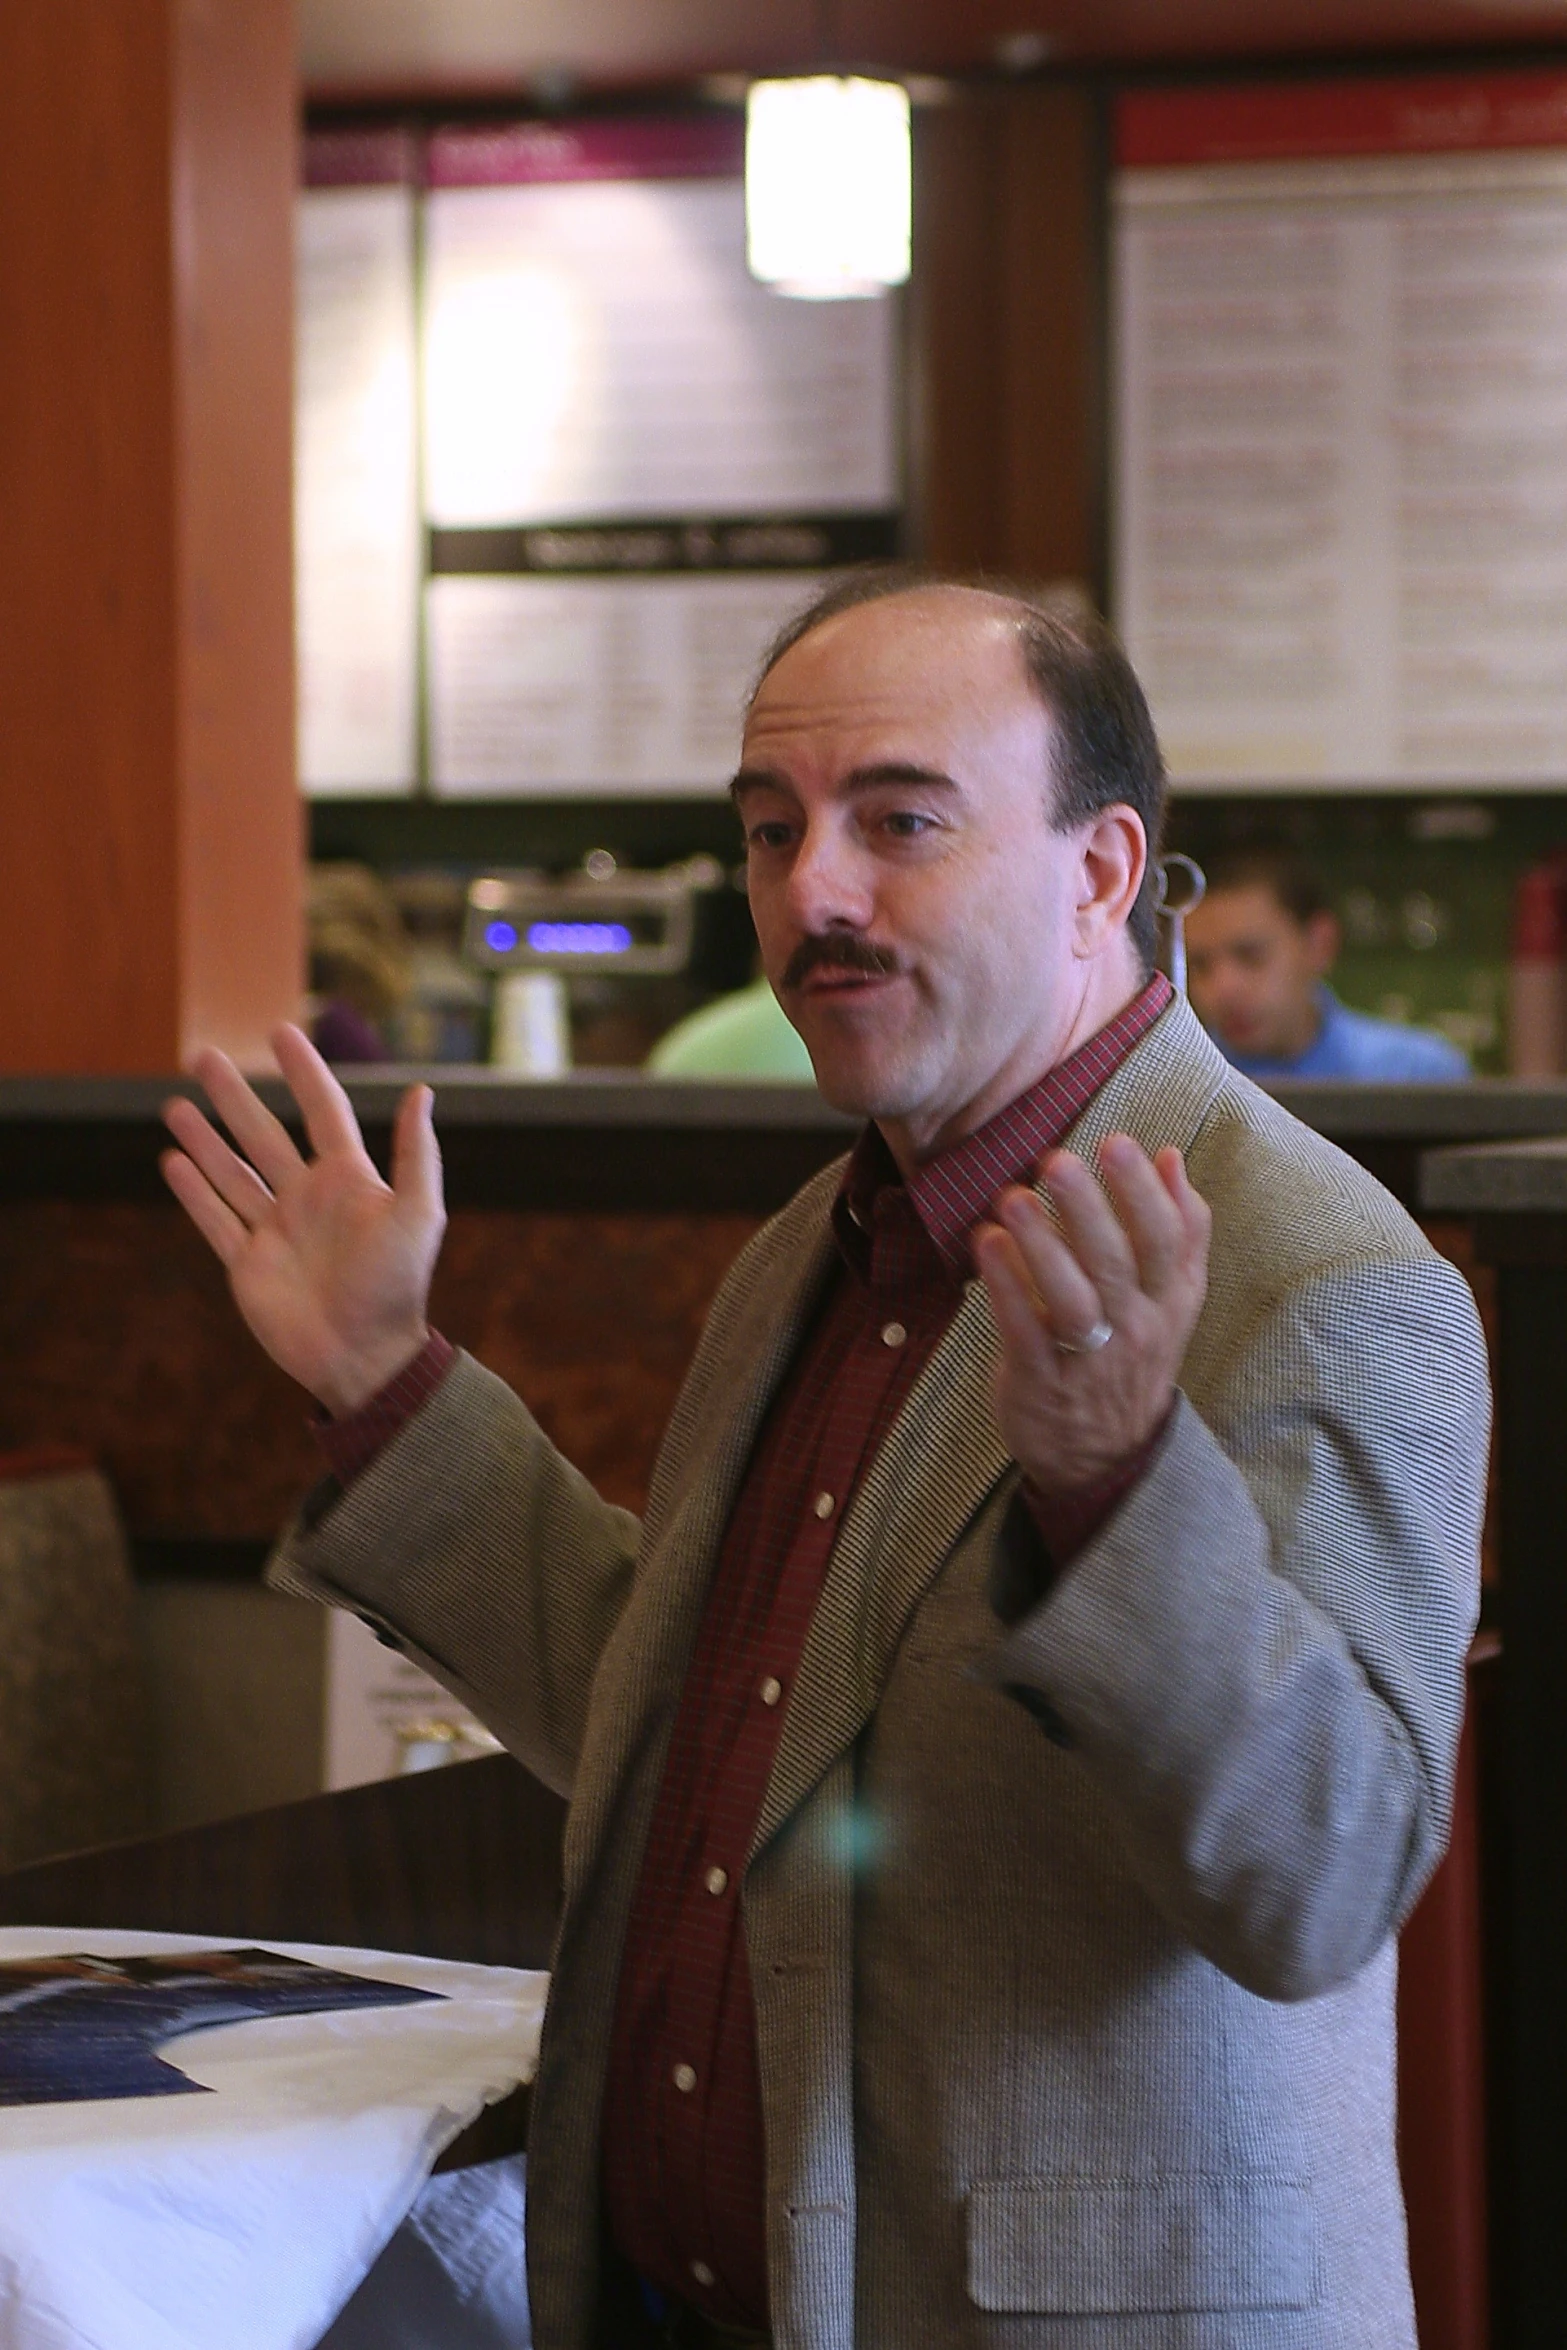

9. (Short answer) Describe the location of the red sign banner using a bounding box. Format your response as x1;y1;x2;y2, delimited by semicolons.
1117;69;1567;170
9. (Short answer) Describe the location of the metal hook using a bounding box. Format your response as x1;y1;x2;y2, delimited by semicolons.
1154;854;1206;995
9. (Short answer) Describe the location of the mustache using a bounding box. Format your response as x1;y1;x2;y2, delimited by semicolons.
782;933;906;990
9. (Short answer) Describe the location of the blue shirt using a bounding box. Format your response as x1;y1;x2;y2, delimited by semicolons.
1220;987;1471;1084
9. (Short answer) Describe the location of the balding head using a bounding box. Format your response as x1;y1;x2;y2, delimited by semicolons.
751;569;1167;967
734;571;1156;1163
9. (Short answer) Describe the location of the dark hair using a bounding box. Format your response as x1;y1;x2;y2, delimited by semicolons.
750;566;1168;966
1201;848;1332;929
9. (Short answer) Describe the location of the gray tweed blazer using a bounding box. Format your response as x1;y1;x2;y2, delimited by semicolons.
272;996;1488;2350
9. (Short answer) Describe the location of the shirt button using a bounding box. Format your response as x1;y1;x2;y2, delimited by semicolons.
690;2260;716;2290
759;1675;783;1707
704;1865;728;1896
881;1320;907;1347
813;1490;835;1519
672;2062;697;2093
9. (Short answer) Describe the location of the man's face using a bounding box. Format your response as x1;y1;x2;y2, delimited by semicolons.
1184;884;1337;1061
735;589;1137;1156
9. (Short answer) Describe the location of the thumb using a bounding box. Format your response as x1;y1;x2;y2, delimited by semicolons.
391;1084;445;1231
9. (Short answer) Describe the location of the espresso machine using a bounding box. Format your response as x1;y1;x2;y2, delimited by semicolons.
462;852;747;1067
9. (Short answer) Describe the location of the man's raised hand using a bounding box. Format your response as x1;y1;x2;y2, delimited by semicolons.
972;1134;1210;1500
160;1024;446;1416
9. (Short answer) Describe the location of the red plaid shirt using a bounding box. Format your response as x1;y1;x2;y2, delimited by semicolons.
316;977;1174;2331
598;975;1172;2328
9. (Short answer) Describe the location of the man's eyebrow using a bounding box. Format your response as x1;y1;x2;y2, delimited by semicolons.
729;762;960;801
729;767;786;802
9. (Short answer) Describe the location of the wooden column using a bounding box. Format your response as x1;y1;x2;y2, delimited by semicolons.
0;0;301;1073
910;79;1106;599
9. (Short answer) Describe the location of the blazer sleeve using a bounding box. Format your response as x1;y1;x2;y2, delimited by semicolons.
268;1349;641;1798
986;1248;1488;2002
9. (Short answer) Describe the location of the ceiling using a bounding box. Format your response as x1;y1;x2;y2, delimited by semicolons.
300;0;1567;101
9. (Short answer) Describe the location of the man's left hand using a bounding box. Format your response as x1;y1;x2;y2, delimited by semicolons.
972;1135;1211;1501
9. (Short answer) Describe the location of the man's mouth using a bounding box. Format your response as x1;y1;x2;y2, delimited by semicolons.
782;936;905;994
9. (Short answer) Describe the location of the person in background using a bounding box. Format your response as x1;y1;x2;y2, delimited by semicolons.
307;864;412;1065
648;969;816;1081
1184;848;1470;1081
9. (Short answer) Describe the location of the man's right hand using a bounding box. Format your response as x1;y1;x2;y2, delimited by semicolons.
161;1023;447;1417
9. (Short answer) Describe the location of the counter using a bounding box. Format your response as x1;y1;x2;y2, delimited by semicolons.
0;1068;1554;1589
4;1069;1567;1211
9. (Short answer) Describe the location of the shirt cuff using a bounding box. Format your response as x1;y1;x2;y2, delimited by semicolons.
311;1332;456;1489
1020;1405;1174;1576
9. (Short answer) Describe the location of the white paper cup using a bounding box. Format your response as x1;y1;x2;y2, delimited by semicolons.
490;971;571;1075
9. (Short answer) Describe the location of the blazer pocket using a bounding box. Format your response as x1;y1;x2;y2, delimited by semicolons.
965;2176;1318;2315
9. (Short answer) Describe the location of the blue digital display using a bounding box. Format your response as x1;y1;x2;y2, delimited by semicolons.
484;920;519;954
527;921;634;956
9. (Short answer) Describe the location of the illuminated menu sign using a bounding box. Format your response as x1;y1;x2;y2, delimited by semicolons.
294;118;901;800
1114;71;1567;790
295;133;421;797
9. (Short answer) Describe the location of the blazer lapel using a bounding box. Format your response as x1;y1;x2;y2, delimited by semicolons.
748;994;1231;1863
750;1274;1008;1860
570;1164;846;1851
1055;992;1229;1175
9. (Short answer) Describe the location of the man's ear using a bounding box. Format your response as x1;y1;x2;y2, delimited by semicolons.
1304;908;1340;978
1075;805;1147;955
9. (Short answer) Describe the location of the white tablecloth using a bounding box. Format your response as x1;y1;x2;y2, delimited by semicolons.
0;1927;548;2350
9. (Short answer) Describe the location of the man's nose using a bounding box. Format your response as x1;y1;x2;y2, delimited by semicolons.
783;820;873;933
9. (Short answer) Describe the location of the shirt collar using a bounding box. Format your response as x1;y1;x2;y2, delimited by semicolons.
833;973;1173;1279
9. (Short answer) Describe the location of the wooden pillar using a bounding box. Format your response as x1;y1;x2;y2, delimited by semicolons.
0;0;301;1073
910;80;1106;601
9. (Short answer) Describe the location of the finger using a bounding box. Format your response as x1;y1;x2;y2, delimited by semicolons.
271;1023;374;1165
162;1095;276;1226
1096;1134;1189;1296
1033;1149;1141;1318
192;1045;308;1195
1155;1145;1213;1254
973;1222;1069;1368
391;1085;445;1230
990;1187;1108;1344
160;1148;250;1268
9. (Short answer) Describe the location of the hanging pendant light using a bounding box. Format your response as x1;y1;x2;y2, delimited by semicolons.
745;73;911;299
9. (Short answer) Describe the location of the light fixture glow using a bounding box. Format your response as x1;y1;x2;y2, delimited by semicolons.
745;76;911;300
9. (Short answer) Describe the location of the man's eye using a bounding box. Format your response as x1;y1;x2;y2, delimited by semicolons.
747;821;795;851
881;810;935;838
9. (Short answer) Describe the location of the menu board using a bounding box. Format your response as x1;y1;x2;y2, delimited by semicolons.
419;121;899;797
427;570;825;795
295;174;420;797
422;173;897;525
293;120;900;801
1113;72;1567;790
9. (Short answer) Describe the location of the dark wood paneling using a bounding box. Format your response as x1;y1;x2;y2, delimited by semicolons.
911;83;1103;595
0;1110;852;1216
848;0;1567;69
0;1201;761;1539
910;98;1007;567
1479;1260;1567;2350
0;1;299;1073
429;1208;760;1510
0;6;179;1068
175;0;304;1069
301;0;1567;95
995;83;1105;595
0;1751;565;1968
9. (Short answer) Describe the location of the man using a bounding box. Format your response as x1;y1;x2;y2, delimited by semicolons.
162;578;1487;2350
1183;848;1470;1081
